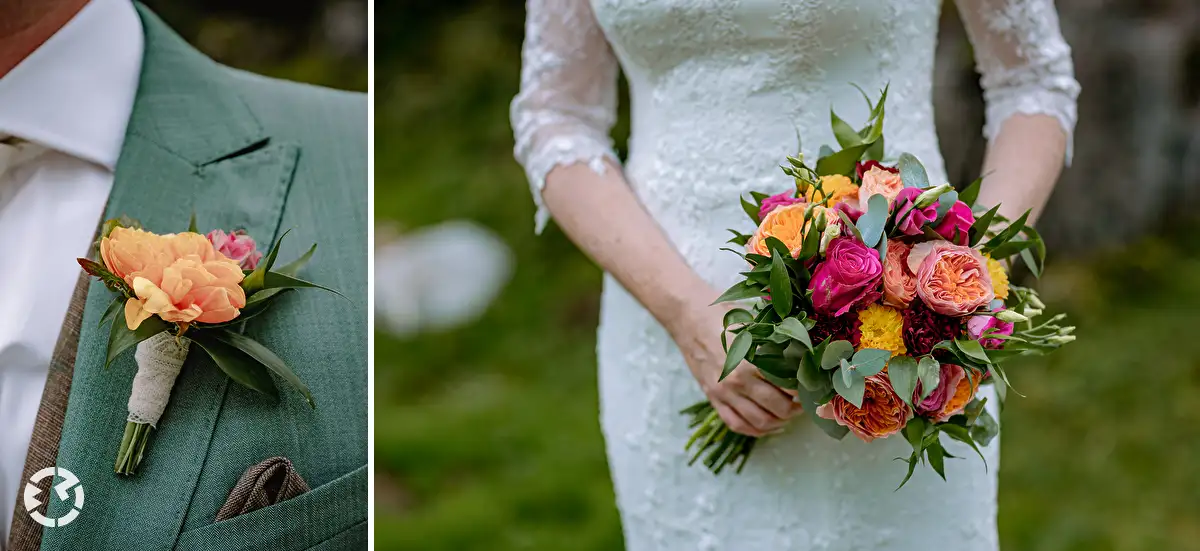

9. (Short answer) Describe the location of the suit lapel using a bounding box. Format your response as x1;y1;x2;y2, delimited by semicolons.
29;6;299;551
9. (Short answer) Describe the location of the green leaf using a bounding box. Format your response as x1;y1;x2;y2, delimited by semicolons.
242;229;290;295
849;348;891;377
727;230;751;247
897;153;929;189
971;408;1000;446
769;253;792;318
105;315;172;369
833;371;865;408
887;356;918;409
864;134;885;162
712;281;766;304
98;296;123;328
724;308;755;329
262;271;349;301
904;417;927;452
275;243;317;277
187;212;199;233
796;351;829;392
818;144;835;160
821;340;854;369
958;175;983;207
926;438;947;480
741;196;761;224
939;423;988;469
917;356;941;401
955;339;991;364
855;194;889;248
189;331;279;399
211;330;315;407
774;317;812;349
816;143;871;177
831;109;862;148
78;258;132;297
968;204;1001;247
835;209;865;242
871;83;889;121
759;370;799;390
983;209;1031;252
850;83;876;113
987;239;1037;260
936;190;959;219
721;330;753;381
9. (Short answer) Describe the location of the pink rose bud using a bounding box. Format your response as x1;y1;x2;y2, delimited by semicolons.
758;191;805;220
934;200;975;245
207;229;263;270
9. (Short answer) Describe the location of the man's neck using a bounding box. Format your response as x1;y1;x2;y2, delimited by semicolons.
0;0;91;78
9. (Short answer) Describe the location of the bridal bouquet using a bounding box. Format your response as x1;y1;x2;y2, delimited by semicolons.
681;87;1074;487
79;216;340;475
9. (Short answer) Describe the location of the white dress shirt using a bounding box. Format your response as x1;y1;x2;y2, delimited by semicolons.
0;0;142;543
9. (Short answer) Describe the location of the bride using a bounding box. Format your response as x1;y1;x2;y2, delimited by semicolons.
510;1;1078;549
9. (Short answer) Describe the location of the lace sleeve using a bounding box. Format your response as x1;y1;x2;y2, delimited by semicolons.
511;0;620;233
955;0;1082;163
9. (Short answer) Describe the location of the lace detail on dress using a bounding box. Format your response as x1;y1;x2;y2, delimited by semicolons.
511;0;621;233
956;0;1082;163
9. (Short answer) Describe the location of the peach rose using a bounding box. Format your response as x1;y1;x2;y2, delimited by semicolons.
816;374;912;443
935;369;981;422
906;241;994;317
101;227;247;330
857;165;905;208
747;203;824;258
805;174;860;209
882;240;917;308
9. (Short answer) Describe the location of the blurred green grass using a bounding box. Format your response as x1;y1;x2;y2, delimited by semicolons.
374;9;1200;551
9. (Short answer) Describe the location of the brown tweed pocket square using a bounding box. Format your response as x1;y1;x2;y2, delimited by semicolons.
215;457;311;522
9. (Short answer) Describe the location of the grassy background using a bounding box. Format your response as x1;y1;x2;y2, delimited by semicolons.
373;6;1200;551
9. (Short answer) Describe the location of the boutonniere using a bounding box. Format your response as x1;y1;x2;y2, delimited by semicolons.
77;216;341;476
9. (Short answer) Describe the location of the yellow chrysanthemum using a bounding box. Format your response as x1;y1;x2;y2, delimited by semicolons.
804;174;860;207
857;303;907;357
986;255;1009;300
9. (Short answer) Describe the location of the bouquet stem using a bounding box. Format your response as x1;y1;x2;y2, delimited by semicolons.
115;422;154;475
681;400;757;474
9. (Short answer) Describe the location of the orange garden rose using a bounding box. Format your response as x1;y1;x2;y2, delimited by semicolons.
936;370;981;422
857;165;905;207
906;241;994;316
746;203;824;258
804;174;859;209
816;374;912;443
101;227;247;330
882;239;917;308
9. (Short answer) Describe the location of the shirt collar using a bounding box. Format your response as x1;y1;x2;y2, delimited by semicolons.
0;0;144;171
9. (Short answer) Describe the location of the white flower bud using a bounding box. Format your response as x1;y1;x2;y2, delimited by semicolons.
1058;326;1075;334
914;183;953;207
1022;307;1043;318
819;222;841;254
1048;335;1076;344
995;309;1029;323
1026;293;1046;309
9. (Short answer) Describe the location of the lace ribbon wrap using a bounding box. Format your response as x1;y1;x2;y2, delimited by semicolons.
129;332;190;426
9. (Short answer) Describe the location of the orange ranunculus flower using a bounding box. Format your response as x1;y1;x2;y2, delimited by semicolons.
746;203;824;258
906;241;994;317
816;374;913;443
100;227;247;330
936;370;981;422
857;165;905;208
804;174;860;209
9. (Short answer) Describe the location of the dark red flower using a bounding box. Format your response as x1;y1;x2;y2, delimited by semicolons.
901;300;963;356
856;160;898;181
809;311;862;348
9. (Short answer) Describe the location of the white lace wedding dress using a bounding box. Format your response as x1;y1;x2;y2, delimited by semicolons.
511;1;1078;549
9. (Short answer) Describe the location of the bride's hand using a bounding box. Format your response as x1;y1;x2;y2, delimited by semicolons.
670;296;804;437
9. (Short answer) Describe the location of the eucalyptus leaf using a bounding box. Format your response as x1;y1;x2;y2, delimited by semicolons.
106;316;171;369
833;371;866;408
856;194;889;248
935;191;959;219
849;348;891;377
887;356;918;409
212;329;315;407
897;153;929;189
821;340;855;369
917;356;941;401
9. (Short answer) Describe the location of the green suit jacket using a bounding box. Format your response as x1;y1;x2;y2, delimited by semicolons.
13;5;367;550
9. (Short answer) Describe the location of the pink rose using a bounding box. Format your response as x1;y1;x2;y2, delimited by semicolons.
882;240;917;308
758;191;805;220
934;200;974;245
892;187;938;236
967;308;1015;349
833;200;864;224
808;237;883;316
914;363;965;417
907;241;994;317
206;229;263;270
858;166;905;208
855;160;898;180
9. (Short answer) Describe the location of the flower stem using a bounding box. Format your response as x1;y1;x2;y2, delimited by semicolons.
680;400;758;474
114;421;153;476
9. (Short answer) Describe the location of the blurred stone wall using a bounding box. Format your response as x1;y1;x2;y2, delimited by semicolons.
936;0;1200;254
